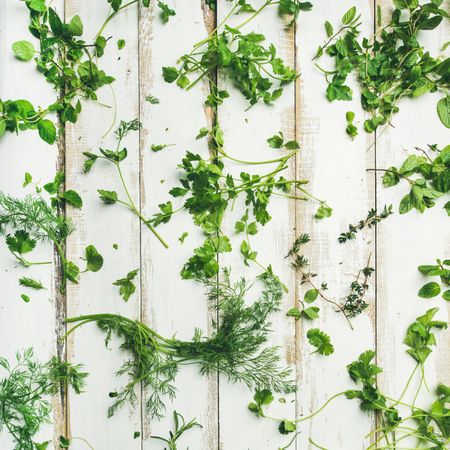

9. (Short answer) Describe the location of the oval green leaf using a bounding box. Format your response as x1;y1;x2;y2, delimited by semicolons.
418;282;441;298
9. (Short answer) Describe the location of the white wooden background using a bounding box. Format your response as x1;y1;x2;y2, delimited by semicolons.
0;1;449;449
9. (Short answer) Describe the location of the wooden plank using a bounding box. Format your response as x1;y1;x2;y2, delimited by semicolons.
0;0;65;447
216;1;297;448
139;1;219;448
376;1;450;448
64;1;142;447
295;1;376;448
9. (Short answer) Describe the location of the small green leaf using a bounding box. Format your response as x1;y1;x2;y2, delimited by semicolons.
442;290;450;301
279;419;296;435
84;245;104;273
20;294;31;303
117;39;126;50
418;282;441;298
267;132;284;148
342;6;357;25
114;269;139;301
12;41;35;61
61;190;83;208
68;15;84;36
98;189;118;204
37;120;57;145
304;288;318;303
437;97;450;128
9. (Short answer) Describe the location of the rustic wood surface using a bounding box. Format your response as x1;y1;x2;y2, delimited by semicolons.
0;1;448;449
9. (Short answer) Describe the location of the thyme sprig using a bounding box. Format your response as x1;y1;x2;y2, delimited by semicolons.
286;233;353;328
338;205;393;243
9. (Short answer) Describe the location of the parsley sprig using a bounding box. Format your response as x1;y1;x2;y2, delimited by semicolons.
248;308;449;449
151;126;328;283
83;119;169;248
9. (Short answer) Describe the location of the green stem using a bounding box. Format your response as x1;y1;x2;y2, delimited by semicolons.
115;163;169;248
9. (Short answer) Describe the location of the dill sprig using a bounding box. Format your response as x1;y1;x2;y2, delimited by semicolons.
0;349;87;450
65;269;295;420
0;193;77;290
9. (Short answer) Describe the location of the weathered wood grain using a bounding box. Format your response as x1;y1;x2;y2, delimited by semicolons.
376;1;450;448
295;1;377;448
0;0;65;447
64;1;141;447
139;1;218;448
216;1;297;448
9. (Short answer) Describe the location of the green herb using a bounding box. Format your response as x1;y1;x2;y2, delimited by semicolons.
150;411;202;449
83;245;104;273
113;269;139;301
342;264;374;318
83;120;169;248
152;126;326;282
345;111;358;139
286;233;353;327
151;143;174;152
145;95;160;104
250;308;449;448
158;1;176;23
0;193;77;290
5;230;39;267
338;205;393;243
65;269;295;419
23;173;33;188
43;171;83;209
286;305;320;321
1;0;153;143
117;38;125;50
418;258;450;301
178;232;188;244
248;389;274;417
306;328;334;355
164;5;298;107
12;40;35;62
19;277;45;290
20;294;31;303
278;0;312;26
380;145;449;214
315;3;449;133
0;349;87;449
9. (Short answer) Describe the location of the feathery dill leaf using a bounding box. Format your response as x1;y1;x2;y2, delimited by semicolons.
0;349;87;450
0;193;77;289
65;269;295;420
